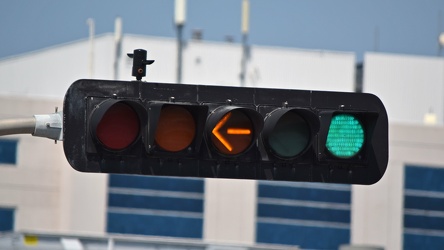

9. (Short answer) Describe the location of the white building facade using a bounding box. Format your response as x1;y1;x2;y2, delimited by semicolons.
0;34;443;249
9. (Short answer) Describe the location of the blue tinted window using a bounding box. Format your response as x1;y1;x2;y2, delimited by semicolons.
107;212;202;238
107;175;204;239
404;165;444;249
108;193;203;213
258;203;350;224
404;233;444;250
109;174;204;193
0;139;18;165
257;222;349;249
0;208;14;231
258;183;350;203
256;181;351;249
405;165;444;192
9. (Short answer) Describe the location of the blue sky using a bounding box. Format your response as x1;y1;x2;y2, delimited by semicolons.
1;0;444;61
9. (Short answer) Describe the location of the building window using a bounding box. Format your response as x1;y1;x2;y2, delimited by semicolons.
0;139;18;165
256;181;351;249
404;165;444;249
106;175;204;238
0;207;14;231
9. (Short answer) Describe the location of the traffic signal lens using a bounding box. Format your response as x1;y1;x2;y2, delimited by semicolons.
154;106;196;152
268;112;310;158
96;102;140;150
211;110;254;155
326;114;364;159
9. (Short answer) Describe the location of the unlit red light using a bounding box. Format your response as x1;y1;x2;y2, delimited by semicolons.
96;103;140;150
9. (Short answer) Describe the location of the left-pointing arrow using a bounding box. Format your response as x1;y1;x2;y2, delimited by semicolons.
212;112;234;151
211;111;253;155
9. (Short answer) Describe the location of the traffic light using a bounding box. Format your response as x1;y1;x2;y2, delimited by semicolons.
63;79;388;184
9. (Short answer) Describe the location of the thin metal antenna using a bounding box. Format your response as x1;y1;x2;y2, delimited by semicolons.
175;0;186;83
374;26;379;52
114;17;123;80
240;0;249;87
438;10;442;56
86;18;95;78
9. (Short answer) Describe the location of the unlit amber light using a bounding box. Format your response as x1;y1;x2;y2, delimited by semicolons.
154;106;196;152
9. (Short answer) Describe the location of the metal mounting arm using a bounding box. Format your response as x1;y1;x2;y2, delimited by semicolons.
0;111;63;141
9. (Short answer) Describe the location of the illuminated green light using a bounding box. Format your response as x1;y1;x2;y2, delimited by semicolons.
326;114;364;159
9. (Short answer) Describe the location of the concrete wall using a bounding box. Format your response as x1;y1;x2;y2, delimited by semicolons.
2;103;443;249
0;33;356;98
352;123;444;249
363;53;444;125
0;34;355;241
0;97;63;231
8;34;444;249
0;97;107;234
248;47;355;91
203;179;257;244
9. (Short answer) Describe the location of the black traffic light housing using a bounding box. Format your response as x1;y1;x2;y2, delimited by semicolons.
63;79;388;184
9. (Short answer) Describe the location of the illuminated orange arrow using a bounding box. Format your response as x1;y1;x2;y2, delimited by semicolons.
227;128;251;135
212;112;252;152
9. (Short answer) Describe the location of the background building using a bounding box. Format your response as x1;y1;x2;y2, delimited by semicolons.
0;34;443;249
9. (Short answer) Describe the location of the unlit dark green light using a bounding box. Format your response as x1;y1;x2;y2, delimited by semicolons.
326;114;364;159
268;112;309;158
